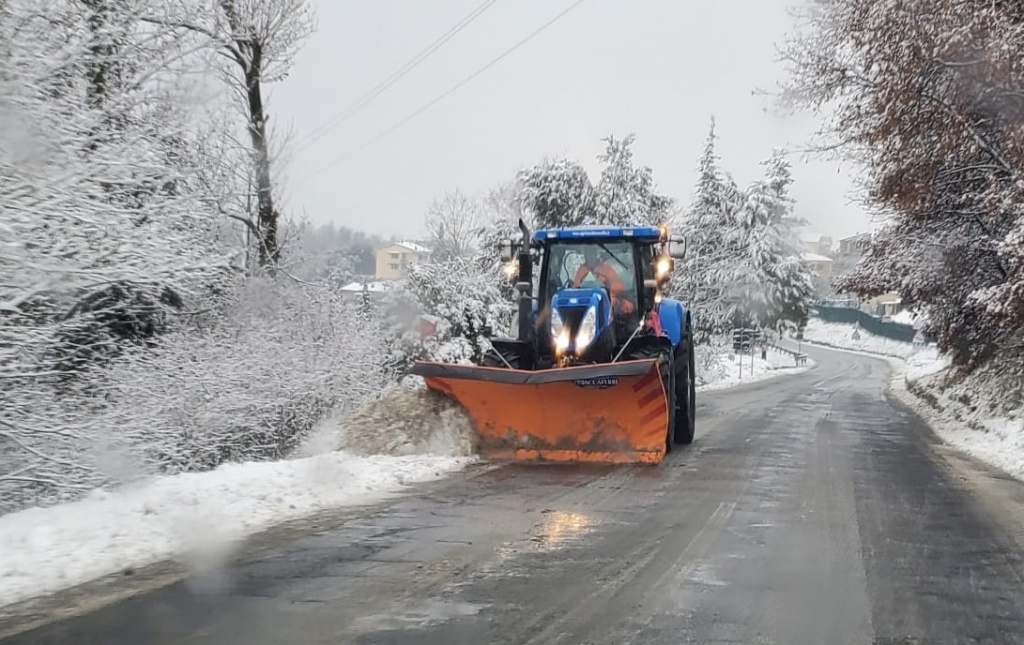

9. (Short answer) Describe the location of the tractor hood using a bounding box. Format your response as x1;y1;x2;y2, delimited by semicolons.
549;288;611;356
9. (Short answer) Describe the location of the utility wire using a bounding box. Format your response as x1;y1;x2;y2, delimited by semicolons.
295;0;590;185
292;0;502;151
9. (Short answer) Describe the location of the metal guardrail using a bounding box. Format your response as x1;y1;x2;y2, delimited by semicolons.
766;341;808;366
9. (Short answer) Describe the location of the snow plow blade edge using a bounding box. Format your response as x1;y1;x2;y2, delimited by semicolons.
409;359;670;465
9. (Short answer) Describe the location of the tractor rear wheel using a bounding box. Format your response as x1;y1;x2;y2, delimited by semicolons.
673;329;696;445
662;348;676;454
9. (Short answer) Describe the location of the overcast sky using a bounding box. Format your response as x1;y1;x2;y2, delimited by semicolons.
271;0;870;242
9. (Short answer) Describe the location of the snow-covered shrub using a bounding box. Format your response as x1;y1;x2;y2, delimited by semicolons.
0;277;387;514
380;257;513;375
91;277;387;475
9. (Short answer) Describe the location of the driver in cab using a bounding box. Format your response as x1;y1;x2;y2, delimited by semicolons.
572;246;635;314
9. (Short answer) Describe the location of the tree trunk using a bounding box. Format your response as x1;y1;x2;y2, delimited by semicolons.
242;42;279;269
81;0;115;110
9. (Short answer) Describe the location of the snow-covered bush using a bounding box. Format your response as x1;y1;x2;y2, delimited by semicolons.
380;258;513;375
0;277;386;514
96;278;386;472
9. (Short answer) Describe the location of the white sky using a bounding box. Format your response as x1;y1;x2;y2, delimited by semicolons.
271;0;871;242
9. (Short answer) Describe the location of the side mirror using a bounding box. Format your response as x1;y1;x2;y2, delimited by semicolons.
668;236;686;259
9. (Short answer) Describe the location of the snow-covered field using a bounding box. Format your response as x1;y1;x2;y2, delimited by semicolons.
0;351;811;611
802;319;1024;480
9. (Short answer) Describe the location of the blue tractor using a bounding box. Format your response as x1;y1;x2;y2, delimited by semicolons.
410;220;695;464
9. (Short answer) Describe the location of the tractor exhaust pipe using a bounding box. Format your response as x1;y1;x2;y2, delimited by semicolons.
516;218;533;343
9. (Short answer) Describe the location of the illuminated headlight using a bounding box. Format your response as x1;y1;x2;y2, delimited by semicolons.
551;309;569;353
656;256;672;279
502;261;518;281
575;305;597;350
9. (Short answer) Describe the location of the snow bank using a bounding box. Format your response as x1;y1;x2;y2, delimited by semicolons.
893;357;1024;480
0;388;477;609
803;318;1024;481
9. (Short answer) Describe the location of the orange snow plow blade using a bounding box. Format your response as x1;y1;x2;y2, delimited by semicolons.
408;359;670;464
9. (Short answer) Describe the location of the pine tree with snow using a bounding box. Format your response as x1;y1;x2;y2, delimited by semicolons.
517;157;596;229
593;134;674;226
671;119;748;338
736;151;815;331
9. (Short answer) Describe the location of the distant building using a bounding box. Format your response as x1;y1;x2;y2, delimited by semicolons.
339;280;391;303
800;234;834;257
375;241;432;280
800;252;834;278
837;232;871;257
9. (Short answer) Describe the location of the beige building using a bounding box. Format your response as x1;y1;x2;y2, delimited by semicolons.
375;242;432;280
800;251;834;278
801;234;834;257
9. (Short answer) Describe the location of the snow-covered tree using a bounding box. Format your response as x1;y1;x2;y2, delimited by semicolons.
780;0;1024;369
671;120;748;338
594;133;674;226
517;157;595;229
0;0;237;509
424;189;481;261
380;258;512;376
143;0;316;269
735;151;815;330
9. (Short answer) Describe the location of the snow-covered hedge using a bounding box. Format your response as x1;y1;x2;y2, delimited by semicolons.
380;257;513;375
0;278;387;515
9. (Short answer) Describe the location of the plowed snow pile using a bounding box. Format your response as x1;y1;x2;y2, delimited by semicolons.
300;387;478;458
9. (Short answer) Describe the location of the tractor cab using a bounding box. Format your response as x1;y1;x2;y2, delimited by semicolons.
495;224;685;369
538;239;644;363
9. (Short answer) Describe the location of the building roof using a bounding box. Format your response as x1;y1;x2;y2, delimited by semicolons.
340;281;391;293
839;232;872;242
800;252;834;263
391;241;431;254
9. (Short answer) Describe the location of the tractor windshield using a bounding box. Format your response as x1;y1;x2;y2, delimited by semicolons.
545;241;637;308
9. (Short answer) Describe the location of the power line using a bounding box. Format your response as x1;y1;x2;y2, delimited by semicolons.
292;0;502;152
295;0;590;185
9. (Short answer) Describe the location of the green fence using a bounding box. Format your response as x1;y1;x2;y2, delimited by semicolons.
812;305;916;343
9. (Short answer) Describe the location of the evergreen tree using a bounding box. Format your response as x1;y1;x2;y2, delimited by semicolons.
737;151;815;330
672;119;747;339
593;133;674;226
517;158;595;229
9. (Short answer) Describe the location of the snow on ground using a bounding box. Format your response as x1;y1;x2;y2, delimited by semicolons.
698;344;815;392
0;388;476;609
802;318;1024;481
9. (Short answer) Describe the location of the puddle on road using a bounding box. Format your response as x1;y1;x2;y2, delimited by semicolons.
528;510;596;552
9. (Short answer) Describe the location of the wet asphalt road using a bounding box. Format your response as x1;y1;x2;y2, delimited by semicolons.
6;344;1024;644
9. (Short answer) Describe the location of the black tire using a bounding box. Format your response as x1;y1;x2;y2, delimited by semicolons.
481;349;517;369
673;326;696;445
662;348;676;454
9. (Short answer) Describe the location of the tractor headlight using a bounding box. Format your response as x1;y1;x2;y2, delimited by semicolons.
575;305;597;351
551;309;569;353
656;255;672;280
